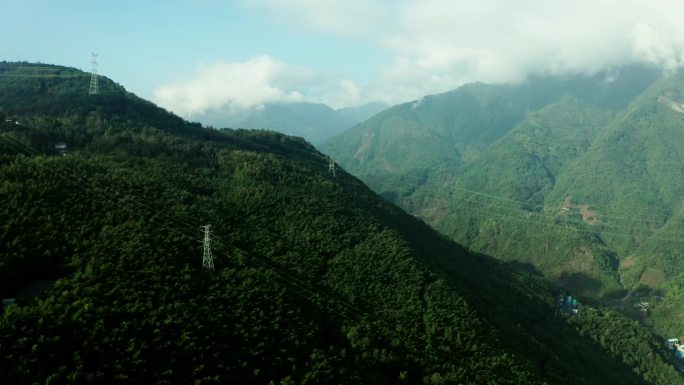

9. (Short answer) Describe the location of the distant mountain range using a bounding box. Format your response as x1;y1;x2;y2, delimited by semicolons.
325;65;684;338
189;101;387;144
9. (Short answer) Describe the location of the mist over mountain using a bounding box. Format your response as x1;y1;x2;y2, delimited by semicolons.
188;101;387;144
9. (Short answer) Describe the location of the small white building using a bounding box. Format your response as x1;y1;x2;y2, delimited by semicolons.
666;338;680;348
54;142;68;156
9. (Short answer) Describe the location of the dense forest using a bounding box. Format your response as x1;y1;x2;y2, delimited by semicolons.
0;62;683;384
325;66;684;339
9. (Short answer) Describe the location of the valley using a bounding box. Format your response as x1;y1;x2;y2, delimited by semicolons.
326;65;684;344
8;1;684;383
2;61;684;384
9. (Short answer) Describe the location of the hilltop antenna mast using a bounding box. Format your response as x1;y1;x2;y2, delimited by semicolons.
328;155;336;177
202;224;214;271
89;52;99;95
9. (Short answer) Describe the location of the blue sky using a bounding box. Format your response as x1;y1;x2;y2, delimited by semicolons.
0;1;385;101
2;0;684;116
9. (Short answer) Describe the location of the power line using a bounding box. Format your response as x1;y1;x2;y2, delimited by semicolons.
417;167;684;229
0;144;425;367
0;132;472;371
0;133;368;318
0;134;202;241
436;187;684;242
5;127;684;244
6;131;645;379
454;195;684;243
5;125;684;376
430;165;684;226
4;129;684;246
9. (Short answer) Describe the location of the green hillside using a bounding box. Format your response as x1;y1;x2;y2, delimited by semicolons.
325;67;659;200
400;95;625;298
0;62;682;384
325;67;684;330
547;74;684;285
324;64;684;350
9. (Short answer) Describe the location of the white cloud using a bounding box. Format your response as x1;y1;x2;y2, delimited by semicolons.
154;55;373;115
153;55;310;116
157;1;684;113
333;79;361;107
633;23;684;71
243;0;684;105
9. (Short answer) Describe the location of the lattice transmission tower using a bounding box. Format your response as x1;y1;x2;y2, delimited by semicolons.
328;155;336;177
89;52;99;95
202;224;214;271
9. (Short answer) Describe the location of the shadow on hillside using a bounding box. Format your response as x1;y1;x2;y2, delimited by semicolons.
328;166;667;383
379;191;398;204
558;271;604;298
369;206;660;384
502;260;544;276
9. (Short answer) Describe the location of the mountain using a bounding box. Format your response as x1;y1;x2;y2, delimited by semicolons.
324;65;684;335
325;67;660;199
336;102;388;123
545;75;684;284
0;62;682;384
189;101;386;145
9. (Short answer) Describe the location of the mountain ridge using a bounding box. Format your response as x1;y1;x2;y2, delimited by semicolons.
0;61;682;384
188;100;387;145
325;64;684;340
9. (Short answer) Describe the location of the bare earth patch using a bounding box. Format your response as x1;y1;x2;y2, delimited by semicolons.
640;267;665;287
658;94;684;114
560;196;598;225
620;255;635;270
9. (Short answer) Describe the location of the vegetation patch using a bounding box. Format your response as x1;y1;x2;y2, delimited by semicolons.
641;267;666;287
2;62;683;385
620;255;636;270
560;196;598;225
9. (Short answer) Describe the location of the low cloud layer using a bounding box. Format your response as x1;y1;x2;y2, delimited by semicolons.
153;56;310;116
153;55;363;116
157;1;684;114
251;0;684;74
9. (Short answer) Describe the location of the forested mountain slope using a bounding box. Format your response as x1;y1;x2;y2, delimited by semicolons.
397;93;627;298
546;74;684;286
0;62;681;384
325;65;684;342
326;67;659;200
